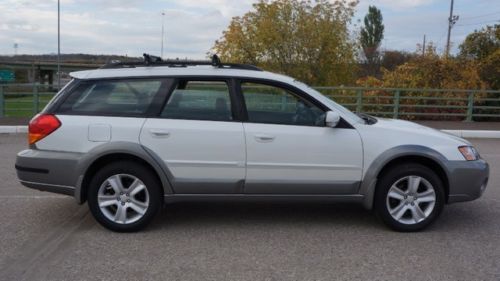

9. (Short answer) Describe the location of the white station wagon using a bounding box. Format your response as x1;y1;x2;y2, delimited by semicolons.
16;55;489;232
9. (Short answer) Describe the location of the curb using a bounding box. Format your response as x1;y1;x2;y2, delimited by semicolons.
1;126;500;138
0;126;28;134
442;130;500;139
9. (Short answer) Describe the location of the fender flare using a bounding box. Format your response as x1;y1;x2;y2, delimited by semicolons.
74;141;174;204
359;145;450;209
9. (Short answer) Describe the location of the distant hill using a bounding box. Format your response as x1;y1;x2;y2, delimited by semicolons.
0;54;142;64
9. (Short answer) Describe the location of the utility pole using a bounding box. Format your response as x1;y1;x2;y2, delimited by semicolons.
57;0;61;89
445;0;459;58
13;43;18;56
422;34;426;56
161;12;165;58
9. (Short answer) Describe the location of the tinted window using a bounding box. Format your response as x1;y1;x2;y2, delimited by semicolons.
242;82;325;126
161;80;232;121
58;79;164;115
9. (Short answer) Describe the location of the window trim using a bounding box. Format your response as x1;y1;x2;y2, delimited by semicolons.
48;75;353;128
236;78;353;129
157;77;241;123
52;77;174;118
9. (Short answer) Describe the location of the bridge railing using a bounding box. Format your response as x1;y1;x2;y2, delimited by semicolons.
0;84;499;121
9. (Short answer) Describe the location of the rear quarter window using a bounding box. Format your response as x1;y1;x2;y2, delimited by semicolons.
57;79;165;116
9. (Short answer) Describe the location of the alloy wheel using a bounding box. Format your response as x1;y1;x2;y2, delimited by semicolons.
386;175;436;225
97;174;150;224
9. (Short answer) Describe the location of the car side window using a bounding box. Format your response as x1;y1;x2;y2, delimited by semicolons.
57;79;163;115
161;80;233;121
241;82;325;126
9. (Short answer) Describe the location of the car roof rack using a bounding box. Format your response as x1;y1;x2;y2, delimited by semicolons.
100;54;263;71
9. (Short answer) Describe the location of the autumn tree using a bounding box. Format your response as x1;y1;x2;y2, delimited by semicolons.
212;0;359;86
459;25;500;89
459;24;499;60
359;5;384;73
380;50;415;71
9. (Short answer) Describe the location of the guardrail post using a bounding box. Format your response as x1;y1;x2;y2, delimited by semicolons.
281;94;287;111
466;92;474;122
356;90;363;113
393;90;401;119
33;83;39;115
0;86;4;118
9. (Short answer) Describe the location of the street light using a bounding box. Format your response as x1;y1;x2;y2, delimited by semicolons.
161;12;165;59
57;0;61;89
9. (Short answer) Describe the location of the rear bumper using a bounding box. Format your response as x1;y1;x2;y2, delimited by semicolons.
15;149;84;199
447;159;489;203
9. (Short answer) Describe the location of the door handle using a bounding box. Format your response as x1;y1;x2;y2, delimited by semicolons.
254;134;275;142
149;129;170;137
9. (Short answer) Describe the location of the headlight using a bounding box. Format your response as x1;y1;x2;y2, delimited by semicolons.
458;146;479;161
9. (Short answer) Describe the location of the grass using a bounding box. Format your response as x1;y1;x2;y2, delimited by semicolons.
3;93;54;117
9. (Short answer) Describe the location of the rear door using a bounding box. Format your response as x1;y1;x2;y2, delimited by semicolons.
239;80;363;194
139;78;246;194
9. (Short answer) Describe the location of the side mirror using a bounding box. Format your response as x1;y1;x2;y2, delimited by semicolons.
325;111;340;128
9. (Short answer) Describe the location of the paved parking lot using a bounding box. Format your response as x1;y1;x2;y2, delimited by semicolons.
0;134;499;281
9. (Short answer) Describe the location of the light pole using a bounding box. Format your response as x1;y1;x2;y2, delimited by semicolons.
161;12;165;58
57;0;61;89
445;0;459;58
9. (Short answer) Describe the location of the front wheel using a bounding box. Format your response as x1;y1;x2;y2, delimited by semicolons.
88;161;162;232
375;163;445;232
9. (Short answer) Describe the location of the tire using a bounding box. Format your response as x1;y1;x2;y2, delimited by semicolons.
87;161;162;232
374;163;445;232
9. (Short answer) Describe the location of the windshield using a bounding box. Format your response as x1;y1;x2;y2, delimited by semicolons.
292;80;364;124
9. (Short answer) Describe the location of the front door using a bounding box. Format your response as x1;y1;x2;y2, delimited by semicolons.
240;81;363;194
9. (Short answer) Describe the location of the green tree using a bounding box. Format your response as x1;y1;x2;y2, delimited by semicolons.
459;24;499;60
212;0;358;86
359;5;384;70
459;25;500;89
479;49;500;89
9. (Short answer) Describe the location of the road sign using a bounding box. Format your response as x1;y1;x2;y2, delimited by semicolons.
0;69;15;82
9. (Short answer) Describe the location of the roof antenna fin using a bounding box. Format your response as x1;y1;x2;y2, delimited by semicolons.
211;54;221;67
143;53;163;65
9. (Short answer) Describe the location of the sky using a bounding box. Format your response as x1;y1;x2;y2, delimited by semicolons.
0;0;499;59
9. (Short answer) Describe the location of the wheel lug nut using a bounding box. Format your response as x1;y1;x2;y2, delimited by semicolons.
126;193;129;197
120;192;123;195
121;202;125;206
127;199;130;202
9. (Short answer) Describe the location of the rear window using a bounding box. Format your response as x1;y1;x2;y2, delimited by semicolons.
57;79;164;115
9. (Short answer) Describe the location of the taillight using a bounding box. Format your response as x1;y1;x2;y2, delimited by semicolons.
28;114;61;145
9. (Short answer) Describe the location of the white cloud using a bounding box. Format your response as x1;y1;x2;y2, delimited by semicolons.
357;0;436;11
0;0;484;57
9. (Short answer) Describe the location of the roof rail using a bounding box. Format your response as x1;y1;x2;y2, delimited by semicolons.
100;54;262;71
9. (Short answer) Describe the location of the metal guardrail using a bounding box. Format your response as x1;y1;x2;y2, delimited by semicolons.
0;84;499;120
317;87;500;121
0;83;56;118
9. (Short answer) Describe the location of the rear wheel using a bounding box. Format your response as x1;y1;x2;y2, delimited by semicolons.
375;163;445;232
88;161;162;232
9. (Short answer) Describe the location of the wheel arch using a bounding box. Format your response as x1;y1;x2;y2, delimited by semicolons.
75;142;173;204
360;145;451;209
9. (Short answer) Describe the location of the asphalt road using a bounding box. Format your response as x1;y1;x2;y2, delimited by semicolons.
0;134;499;281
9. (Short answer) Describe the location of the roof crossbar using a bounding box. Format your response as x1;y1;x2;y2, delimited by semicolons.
101;54;262;71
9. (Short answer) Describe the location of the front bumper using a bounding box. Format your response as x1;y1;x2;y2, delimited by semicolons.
15;149;83;198
447;159;489;203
